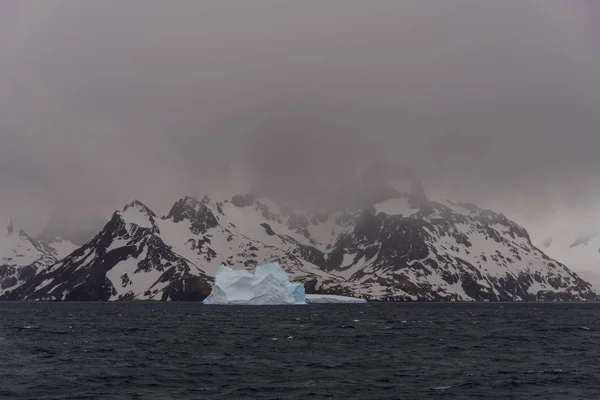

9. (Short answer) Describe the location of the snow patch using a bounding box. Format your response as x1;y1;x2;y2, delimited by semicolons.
374;197;416;216
119;207;153;229
105;247;164;300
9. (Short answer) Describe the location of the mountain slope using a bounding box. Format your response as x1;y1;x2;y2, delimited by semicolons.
536;231;600;293
0;215;58;297
174;192;593;301
156;196;359;296
36;237;79;260
8;201;212;301
323;198;593;301
3;177;595;301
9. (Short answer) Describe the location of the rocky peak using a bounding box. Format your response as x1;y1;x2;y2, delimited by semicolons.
123;200;157;217
18;229;32;241
113;200;160;237
231;193;257;208
166;196;203;220
165;196;219;235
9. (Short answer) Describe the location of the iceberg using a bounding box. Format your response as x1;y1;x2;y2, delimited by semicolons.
305;294;367;304
203;262;306;305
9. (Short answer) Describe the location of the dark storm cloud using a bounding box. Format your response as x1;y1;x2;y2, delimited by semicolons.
0;0;599;233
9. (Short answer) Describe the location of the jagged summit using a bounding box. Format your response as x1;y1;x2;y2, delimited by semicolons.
166;195;211;219
116;199;160;235
123;199;157;216
163;195;219;236
0;213;72;298
9;198;212;301
1;191;596;302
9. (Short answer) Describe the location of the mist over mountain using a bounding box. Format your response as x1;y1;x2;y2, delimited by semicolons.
37;212;109;246
0;1;599;239
1;167;595;302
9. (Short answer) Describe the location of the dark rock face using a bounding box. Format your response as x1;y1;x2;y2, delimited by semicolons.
0;226;59;299
231;193;256;208
2;186;596;302
2;201;212;301
63;277;114;301
299;197;595;301
166;196;219;235
260;223;276;236
161;276;214;301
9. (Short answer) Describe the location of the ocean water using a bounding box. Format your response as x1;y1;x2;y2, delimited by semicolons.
1;302;600;399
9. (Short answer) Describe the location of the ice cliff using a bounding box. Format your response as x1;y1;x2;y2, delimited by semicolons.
203;262;307;305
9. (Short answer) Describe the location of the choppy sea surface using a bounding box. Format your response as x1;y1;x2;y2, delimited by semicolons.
1;302;600;399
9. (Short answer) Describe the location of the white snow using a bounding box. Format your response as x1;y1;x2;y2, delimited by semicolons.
304;212;354;249
374;197;417;217
305;294;366;304
105;247;166;300
0;217;59;296
527;280;546;297
34;278;54;292
331;246;378;280
106;237;130;253
157;199;347;284
219;201;309;248
119;207;153;229
43;238;79;260
0;222;48;267
203;262;306;305
12;192;587;302
443;200;475;214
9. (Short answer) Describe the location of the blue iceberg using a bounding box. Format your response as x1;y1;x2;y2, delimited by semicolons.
203;262;306;305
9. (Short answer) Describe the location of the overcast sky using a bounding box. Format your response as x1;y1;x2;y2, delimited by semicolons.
1;0;600;238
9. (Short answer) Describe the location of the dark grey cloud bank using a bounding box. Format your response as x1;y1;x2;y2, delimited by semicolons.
0;0;599;236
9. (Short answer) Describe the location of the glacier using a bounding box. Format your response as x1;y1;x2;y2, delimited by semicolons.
203;262;307;305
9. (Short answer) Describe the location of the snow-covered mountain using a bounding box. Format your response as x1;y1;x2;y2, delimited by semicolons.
6;201;214;301
1;172;594;301
36;237;79;260
536;231;600;292
0;214;76;297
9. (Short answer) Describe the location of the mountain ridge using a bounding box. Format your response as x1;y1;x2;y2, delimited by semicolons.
0;171;595;301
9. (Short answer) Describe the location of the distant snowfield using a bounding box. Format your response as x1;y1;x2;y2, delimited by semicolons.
373;197;416;217
2;181;596;302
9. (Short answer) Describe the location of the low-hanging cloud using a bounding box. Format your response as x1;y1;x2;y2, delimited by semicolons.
1;0;600;236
